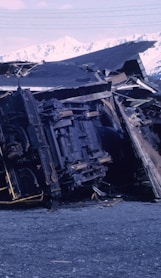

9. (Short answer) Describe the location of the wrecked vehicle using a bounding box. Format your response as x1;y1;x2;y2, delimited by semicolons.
113;76;161;199
0;40;160;207
0;87;114;206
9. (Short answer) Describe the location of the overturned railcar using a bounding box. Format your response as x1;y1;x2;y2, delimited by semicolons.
0;40;159;206
0;87;117;206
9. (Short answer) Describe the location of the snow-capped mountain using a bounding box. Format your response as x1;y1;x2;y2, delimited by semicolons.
0;33;161;77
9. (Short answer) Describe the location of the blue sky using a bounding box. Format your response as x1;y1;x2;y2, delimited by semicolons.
0;0;161;54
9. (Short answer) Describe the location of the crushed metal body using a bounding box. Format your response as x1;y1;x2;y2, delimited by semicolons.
0;40;160;207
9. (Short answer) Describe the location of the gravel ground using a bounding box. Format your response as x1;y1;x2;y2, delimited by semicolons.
0;200;161;278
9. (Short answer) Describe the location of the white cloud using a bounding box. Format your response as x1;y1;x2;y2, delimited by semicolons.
58;4;73;10
0;0;25;10
37;1;48;8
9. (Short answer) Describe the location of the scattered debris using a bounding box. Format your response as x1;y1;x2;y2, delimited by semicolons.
0;40;160;207
98;198;123;208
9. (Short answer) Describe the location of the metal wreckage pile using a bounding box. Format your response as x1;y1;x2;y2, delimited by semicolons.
0;40;160;207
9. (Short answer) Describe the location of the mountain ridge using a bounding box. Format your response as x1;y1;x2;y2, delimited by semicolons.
0;32;161;77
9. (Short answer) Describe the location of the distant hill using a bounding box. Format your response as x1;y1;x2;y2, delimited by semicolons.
0;32;161;78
